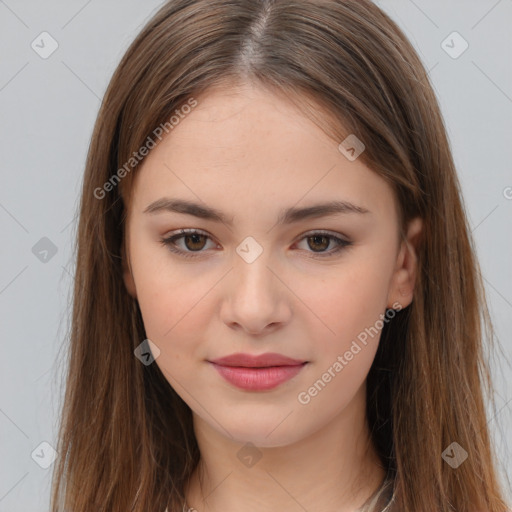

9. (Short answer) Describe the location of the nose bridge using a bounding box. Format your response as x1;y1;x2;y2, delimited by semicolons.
221;236;290;333
232;237;277;300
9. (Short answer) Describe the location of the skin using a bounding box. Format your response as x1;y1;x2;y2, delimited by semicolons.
122;81;422;512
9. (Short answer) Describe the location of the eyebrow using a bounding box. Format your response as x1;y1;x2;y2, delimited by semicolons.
143;198;370;225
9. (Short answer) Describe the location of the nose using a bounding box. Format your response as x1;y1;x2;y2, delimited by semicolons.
220;249;292;336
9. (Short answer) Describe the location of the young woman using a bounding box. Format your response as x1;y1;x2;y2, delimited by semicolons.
50;1;510;511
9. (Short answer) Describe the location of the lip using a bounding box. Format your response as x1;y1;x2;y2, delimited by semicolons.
208;352;308;391
210;352;306;367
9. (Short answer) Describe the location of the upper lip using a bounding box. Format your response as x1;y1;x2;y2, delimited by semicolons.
209;352;307;368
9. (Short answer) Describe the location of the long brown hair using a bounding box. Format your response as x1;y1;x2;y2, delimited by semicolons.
50;1;510;510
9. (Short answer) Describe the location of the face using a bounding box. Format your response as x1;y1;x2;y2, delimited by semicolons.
122;82;421;447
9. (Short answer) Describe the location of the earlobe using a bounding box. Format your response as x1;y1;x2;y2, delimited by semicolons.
121;238;137;299
387;217;423;309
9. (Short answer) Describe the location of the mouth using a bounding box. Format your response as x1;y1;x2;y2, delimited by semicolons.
207;352;309;391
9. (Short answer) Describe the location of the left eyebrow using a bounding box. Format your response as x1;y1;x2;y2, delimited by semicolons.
143;198;371;226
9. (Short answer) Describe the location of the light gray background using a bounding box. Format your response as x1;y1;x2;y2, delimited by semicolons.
0;0;511;510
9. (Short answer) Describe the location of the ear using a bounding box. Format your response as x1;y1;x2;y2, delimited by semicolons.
122;234;137;299
387;217;423;309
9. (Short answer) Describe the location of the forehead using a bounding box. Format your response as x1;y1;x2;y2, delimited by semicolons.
128;83;397;223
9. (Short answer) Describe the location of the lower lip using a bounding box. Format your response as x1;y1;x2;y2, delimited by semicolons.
209;362;307;391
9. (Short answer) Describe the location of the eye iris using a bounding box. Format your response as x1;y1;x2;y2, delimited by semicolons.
184;233;207;251
308;235;329;252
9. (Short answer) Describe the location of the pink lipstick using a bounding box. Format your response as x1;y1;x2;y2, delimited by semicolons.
208;352;307;391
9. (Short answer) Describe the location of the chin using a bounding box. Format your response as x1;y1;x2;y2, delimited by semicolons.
214;413;310;448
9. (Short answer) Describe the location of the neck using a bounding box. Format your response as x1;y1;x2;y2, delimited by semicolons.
183;384;386;512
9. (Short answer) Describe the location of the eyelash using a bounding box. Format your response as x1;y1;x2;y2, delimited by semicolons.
159;228;353;260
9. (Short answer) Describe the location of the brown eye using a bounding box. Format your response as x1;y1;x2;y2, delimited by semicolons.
307;235;330;252
295;231;352;258
182;233;208;251
160;229;216;259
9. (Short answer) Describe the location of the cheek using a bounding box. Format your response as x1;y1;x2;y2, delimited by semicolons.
292;260;392;418
129;241;215;361
136;277;214;383
295;251;394;348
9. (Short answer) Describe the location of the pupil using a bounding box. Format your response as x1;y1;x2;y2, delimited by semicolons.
310;235;328;252
186;234;205;251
